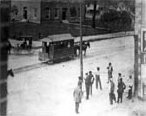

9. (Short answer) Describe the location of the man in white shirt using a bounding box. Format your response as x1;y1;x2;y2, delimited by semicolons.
73;83;82;114
95;67;102;90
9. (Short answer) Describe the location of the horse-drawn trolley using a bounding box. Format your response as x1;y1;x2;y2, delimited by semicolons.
39;34;75;63
19;35;32;49
9;35;33;54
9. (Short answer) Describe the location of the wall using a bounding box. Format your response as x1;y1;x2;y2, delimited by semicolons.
0;1;10;115
11;0;41;23
41;1;85;22
135;0;146;98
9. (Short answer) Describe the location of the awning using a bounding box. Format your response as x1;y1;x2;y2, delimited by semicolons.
40;33;74;43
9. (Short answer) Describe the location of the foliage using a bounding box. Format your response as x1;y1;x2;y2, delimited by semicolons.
84;0;134;30
11;5;18;15
100;10;132;31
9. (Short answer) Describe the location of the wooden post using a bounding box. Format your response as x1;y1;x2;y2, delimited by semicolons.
80;3;83;82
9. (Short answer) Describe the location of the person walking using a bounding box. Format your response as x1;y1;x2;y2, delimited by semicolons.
73;83;82;114
84;73;90;100
117;78;126;103
95;67;102;90
127;75;133;99
107;62;113;83
109;78;116;105
88;71;94;95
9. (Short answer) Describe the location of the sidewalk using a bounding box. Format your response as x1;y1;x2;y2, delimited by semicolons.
74;31;134;42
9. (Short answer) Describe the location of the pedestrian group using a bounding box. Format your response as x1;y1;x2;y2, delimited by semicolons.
73;62;133;114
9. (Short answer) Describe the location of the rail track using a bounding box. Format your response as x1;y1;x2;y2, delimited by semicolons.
13;62;48;74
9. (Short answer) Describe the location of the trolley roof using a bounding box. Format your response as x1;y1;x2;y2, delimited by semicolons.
40;33;74;43
20;35;33;38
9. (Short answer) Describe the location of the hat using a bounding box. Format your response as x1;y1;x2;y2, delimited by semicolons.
78;76;82;79
129;75;132;79
118;73;121;76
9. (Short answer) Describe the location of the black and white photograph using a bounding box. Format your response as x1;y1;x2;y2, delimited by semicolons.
0;0;146;116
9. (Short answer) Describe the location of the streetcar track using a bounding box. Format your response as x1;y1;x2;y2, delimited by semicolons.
12;35;134;74
13;62;48;74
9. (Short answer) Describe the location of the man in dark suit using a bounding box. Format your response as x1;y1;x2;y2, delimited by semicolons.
117;78;126;103
88;71;94;95
85;73;90;100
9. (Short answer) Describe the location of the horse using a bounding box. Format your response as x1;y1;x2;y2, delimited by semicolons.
74;41;90;57
7;69;14;77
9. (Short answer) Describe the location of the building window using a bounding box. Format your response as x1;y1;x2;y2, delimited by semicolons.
142;31;146;52
46;8;50;19
1;7;10;22
62;8;67;20
23;7;27;19
78;7;80;17
70;6;77;17
54;8;59;19
34;7;37;18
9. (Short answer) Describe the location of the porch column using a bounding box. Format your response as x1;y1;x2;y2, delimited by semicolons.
140;0;146;98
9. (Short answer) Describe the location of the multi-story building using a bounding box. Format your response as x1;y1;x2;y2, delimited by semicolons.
135;0;146;99
11;0;41;23
10;0;85;23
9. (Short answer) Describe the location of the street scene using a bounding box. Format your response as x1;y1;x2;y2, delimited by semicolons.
1;0;146;116
7;35;145;116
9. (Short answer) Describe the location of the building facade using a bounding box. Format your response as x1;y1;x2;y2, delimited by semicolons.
10;0;85;23
11;0;41;23
135;0;146;99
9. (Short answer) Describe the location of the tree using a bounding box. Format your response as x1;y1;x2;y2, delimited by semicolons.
92;1;97;28
84;0;134;29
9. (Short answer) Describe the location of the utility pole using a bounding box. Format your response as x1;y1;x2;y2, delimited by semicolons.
80;3;83;82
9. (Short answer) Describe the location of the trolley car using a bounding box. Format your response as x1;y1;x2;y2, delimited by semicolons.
39;34;75;63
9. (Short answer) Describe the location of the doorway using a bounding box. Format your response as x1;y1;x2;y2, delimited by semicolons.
23;7;27;20
62;8;67;20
